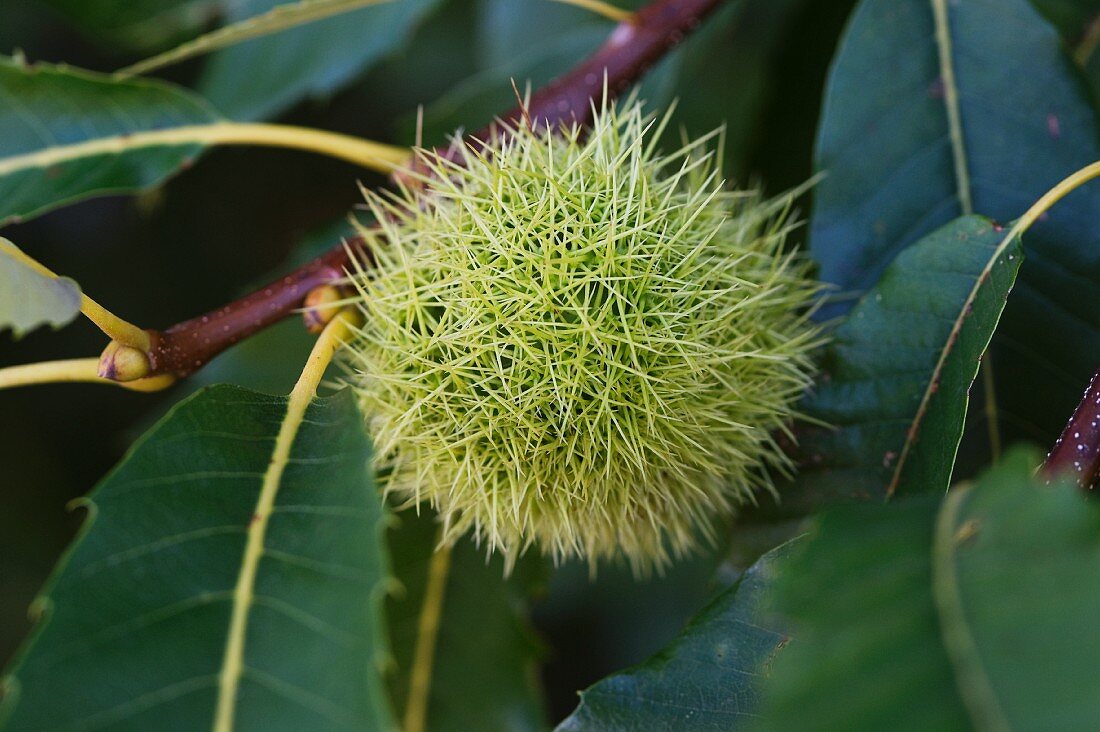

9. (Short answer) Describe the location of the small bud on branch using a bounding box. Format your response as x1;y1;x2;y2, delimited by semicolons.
136;247;353;377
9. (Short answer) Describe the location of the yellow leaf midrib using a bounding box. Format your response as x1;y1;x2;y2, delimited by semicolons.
212;311;357;732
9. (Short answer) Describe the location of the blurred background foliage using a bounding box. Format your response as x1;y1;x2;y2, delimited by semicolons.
0;0;859;722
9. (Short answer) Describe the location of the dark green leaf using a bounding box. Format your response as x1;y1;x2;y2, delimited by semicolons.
932;446;1100;728
196;0;443;120
757;446;1100;730
1030;0;1100;41
410;25;609;144
386;510;546;732
810;0;1100;464
0;238;81;337
557;543;792;732
0;57;217;227
787;216;1023;508
0;385;394;730
659;0;810;179
1030;0;1100;122
754;492;967;731
475;0;623;69
43;0;220;52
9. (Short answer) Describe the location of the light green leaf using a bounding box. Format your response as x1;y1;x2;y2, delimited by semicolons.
0;385;395;730
193;0;442;119
0;57;217;227
0;238;81;338
756;446;1100;730
809;0;1100;454
557;542;792;731
386;510;546;732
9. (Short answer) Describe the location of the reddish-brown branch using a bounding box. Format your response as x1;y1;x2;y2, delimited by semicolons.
138;0;725;379
1043;366;1100;490
463;0;721;150
147;247;355;377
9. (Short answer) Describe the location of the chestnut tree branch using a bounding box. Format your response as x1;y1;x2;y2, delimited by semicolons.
1043;366;1100;490
135;0;724;379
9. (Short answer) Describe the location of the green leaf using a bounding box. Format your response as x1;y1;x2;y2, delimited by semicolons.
932;449;1100;728
43;0;220;52
810;0;1100;462
756;446;1100;730
754;493;967;730
557;543;792;731
0;385;395;730
785;216;1023;508
195;0;443;120
811;0;1092;303
425;0;784;177
661;0;808;180
1030;0;1100;104
0;57;217;227
476;0;607;69
386;510;546;732
1030;0;1100;40
410;24;609;145
0;238;81;337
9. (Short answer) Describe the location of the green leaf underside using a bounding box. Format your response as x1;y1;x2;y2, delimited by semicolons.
811;0;1100;446
386;510;546;732
0;238;81;337
197;0;443;121
557;543;792;731
756;446;1100;730
0;385;394;731
786;216;1022;507
0;57;218;227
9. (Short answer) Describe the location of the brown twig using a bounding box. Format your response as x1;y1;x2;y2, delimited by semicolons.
459;0;720;152
1043;366;1100;490
129;0;724;379
144;247;355;377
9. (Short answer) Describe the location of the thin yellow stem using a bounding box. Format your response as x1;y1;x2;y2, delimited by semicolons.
981;352;1001;462
118;0;394;77
0;122;410;179
0;239;150;350
1075;12;1100;66
80;297;150;351
0;358;174;392
213;308;360;732
547;0;633;23
1003;160;1100;243
932;484;1012;728
403;536;453;732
